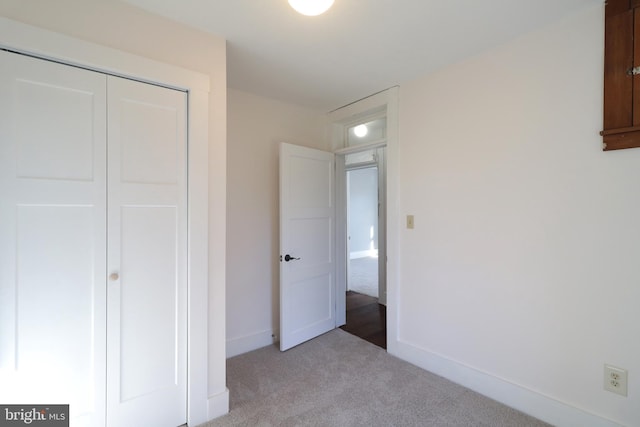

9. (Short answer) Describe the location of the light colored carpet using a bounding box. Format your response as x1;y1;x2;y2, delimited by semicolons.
348;256;378;297
199;329;550;427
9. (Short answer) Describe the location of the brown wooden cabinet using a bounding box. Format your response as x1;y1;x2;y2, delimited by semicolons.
601;0;640;150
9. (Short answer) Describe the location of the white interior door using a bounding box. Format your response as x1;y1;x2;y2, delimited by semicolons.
279;143;336;351
0;51;107;426
106;77;187;427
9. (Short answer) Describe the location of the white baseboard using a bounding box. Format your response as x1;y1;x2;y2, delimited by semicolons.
207;388;229;421
226;329;278;358
390;340;623;427
349;250;377;259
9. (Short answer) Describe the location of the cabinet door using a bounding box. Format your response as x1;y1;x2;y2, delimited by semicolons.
106;76;187;427
601;0;640;150
0;51;107;427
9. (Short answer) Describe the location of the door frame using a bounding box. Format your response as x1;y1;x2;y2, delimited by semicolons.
328;88;399;353
0;17;221;425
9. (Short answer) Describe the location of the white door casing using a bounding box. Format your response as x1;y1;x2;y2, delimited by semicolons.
376;147;388;306
279;143;336;351
106;76;187;427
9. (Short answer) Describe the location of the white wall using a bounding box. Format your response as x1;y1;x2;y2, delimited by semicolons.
393;4;639;426
226;89;327;357
0;0;229;419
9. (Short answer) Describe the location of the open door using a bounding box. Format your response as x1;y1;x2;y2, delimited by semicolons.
279;143;335;351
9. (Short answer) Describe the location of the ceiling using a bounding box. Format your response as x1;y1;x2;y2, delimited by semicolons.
122;0;601;112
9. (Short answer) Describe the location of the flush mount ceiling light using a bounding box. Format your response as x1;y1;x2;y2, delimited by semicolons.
354;124;368;138
288;0;335;16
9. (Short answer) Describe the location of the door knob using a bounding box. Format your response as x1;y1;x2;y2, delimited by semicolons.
284;254;300;262
109;272;119;281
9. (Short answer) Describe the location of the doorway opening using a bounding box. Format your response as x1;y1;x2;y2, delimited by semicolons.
340;291;386;348
329;87;398;351
347;166;379;298
338;141;387;349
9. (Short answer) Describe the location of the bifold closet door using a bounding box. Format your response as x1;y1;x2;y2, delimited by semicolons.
105;76;187;427
1;50;188;427
0;51;107;427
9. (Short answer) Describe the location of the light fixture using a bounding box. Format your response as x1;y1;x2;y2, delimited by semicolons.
288;0;335;16
354;124;368;138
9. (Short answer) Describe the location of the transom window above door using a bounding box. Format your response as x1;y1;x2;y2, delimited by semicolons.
347;117;387;147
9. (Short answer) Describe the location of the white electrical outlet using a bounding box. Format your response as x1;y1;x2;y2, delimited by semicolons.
604;364;628;396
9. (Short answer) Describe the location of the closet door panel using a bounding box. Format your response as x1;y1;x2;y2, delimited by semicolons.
119;205;178;401
0;51;107;427
106;76;187;427
120;99;181;184
14;75;96;181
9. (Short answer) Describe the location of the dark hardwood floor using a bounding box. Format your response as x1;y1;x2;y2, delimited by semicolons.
339;291;387;349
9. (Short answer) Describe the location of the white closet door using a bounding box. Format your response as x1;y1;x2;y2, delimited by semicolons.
106;76;187;427
0;51;107;427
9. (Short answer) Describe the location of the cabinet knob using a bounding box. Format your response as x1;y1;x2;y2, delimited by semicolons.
109;272;119;281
